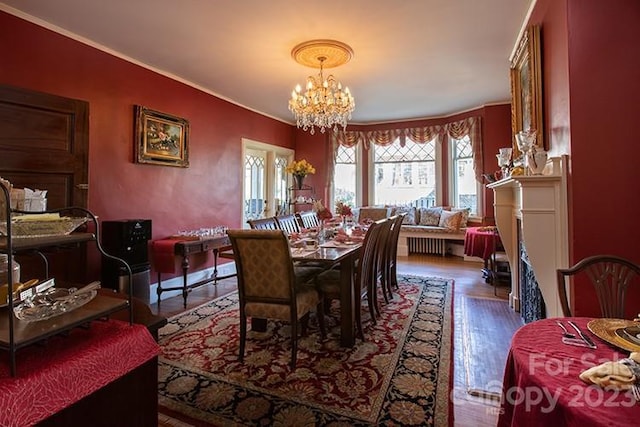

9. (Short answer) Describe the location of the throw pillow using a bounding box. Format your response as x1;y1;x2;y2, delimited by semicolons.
438;209;464;230
390;206;417;225
452;207;471;228
419;207;443;226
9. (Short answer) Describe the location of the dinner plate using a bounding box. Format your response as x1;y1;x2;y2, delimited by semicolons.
614;326;640;346
587;318;640;352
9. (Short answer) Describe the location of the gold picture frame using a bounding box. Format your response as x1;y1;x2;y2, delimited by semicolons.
510;25;544;156
135;105;189;167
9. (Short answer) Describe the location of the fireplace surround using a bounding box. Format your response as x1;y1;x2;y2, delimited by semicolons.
487;155;569;318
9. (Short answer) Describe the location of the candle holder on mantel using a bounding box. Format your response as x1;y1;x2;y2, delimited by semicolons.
496;147;513;178
515;129;548;175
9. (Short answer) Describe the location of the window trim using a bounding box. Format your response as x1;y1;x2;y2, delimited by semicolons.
447;135;483;218
331;143;362;208
367;137;443;207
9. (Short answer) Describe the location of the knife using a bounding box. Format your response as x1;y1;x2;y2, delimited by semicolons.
568;321;597;349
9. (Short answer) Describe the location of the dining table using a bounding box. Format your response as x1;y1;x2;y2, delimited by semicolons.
291;240;362;348
498;317;640;426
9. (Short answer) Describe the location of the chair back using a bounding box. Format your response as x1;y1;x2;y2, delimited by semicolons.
275;214;301;234
247;217;279;230
387;214;405;261
227;229;296;305
556;254;640;318
297;210;320;229
357;219;386;290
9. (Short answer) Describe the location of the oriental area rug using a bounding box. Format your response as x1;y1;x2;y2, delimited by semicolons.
157;275;453;426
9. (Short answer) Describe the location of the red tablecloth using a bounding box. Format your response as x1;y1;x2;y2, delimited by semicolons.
463;226;500;260
0;320;159;426
152;238;181;273
498;317;640;426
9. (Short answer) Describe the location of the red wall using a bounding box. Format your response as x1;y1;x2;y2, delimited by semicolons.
0;12;294;278
530;0;640;317
0;11;514;284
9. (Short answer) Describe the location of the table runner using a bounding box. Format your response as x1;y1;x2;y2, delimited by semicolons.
0;320;159;426
152;239;180;273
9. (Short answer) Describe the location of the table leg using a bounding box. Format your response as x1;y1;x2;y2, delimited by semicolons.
212;248;220;283
339;254;356;347
181;255;190;308
157;273;163;309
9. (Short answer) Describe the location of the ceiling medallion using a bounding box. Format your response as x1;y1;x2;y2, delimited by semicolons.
288;39;355;135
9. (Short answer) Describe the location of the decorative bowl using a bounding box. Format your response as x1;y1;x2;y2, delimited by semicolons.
0;216;88;238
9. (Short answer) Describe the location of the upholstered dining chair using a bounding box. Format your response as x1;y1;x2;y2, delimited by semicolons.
247;216;279;230
556;254;640;318
297;210;320;229
275;214;301;234
315;219;385;340
227;229;325;368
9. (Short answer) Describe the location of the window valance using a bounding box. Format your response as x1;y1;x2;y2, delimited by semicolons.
332;116;483;181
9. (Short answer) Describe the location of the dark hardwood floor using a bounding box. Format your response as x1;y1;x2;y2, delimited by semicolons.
154;254;516;427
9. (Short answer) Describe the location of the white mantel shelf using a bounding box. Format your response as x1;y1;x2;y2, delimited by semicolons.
487;155;570;318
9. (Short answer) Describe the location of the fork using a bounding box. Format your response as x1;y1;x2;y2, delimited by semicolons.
632;384;640;403
556;321;576;339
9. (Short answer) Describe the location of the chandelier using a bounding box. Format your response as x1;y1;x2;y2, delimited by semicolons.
288;40;355;135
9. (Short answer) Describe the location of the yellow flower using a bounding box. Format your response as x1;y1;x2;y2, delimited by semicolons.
285;159;316;176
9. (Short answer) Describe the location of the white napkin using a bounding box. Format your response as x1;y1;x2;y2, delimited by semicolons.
579;352;640;390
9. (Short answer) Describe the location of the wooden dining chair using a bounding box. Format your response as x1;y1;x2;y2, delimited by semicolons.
372;216;394;313
556;254;640;318
488;227;510;296
296;210;320;229
227;229;325;368
247;216;279;230
275;214;301;234
383;214;405;300
314;219;385;339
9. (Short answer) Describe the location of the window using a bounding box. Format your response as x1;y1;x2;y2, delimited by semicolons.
450;135;479;215
333;144;358;208
372;138;437;207
242;139;293;225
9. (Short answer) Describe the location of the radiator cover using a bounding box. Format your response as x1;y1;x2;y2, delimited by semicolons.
408;237;446;256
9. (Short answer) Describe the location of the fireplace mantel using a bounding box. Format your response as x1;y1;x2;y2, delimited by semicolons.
487;155;569;318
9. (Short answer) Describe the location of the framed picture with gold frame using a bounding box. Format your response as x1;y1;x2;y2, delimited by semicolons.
510;25;544;156
135;105;189;167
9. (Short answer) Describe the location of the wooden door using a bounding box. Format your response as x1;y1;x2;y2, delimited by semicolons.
0;84;89;208
0;84;90;284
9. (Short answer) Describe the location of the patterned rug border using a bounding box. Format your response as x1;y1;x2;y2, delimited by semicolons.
158;274;454;426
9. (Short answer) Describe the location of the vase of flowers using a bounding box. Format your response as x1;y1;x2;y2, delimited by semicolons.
313;200;333;243
286;159;316;189
335;201;353;228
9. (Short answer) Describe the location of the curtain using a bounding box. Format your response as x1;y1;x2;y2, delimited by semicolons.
445;117;483;183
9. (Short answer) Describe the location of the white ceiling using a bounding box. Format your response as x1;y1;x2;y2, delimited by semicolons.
0;0;532;125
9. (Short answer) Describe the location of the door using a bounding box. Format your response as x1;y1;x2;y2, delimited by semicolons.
0;84;89;208
242;139;293;227
0;84;90;284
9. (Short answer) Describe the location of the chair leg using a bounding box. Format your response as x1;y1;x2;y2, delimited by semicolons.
300;312;310;336
317;301;326;340
390;261;398;289
379;269;389;305
355;293;365;341
239;312;247;363
290;319;298;369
